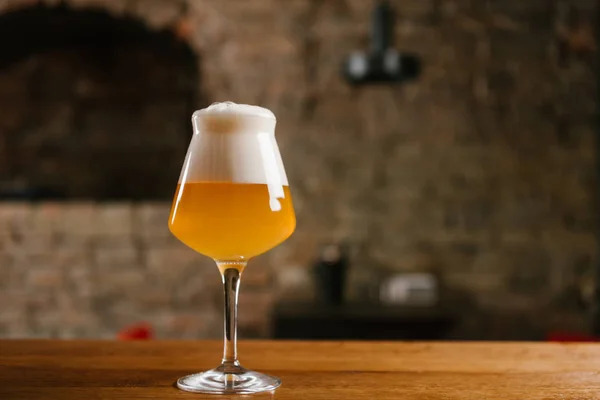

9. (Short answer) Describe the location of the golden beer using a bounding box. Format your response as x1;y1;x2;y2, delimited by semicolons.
169;181;295;261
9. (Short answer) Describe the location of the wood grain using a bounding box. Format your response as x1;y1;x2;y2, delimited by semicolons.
1;340;600;399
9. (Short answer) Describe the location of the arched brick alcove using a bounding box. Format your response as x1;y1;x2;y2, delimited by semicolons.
0;4;200;200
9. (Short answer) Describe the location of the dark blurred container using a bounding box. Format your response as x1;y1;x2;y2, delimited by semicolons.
313;243;348;305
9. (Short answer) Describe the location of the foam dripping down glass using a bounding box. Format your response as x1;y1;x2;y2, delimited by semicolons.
168;102;296;394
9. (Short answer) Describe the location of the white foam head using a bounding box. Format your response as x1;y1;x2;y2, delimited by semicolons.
194;101;275;120
180;102;288;186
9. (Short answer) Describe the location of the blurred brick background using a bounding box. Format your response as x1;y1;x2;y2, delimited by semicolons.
0;0;597;339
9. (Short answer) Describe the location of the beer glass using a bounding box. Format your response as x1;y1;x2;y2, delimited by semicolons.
168;102;296;394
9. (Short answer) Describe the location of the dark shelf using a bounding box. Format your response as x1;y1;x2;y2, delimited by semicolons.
272;302;458;341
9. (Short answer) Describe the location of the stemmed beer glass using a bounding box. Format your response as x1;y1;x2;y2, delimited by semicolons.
168;102;296;394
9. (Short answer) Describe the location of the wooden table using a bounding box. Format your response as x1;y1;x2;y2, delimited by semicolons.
1;340;600;399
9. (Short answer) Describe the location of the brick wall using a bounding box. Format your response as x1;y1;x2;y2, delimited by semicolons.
0;0;597;340
0;5;197;199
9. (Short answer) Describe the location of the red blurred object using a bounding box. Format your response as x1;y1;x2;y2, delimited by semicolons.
117;323;153;340
547;332;599;342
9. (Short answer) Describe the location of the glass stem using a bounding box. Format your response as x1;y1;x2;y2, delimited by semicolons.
218;263;245;367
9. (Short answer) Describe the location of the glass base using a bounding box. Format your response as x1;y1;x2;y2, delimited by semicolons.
177;364;281;394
